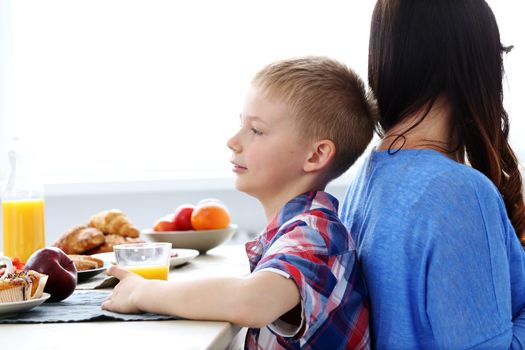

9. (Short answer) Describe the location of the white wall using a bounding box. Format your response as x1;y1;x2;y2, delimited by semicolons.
0;0;11;180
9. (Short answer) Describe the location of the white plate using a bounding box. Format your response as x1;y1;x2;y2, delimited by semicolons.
0;293;50;317
77;264;109;282
91;248;199;268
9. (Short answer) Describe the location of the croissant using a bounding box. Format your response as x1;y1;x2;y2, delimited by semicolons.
88;209;140;238
53;225;105;254
84;234;144;254
68;254;104;271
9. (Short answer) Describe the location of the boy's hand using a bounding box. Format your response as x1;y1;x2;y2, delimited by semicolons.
101;265;149;314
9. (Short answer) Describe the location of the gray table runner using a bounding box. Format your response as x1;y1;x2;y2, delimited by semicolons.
0;291;178;323
76;274;119;290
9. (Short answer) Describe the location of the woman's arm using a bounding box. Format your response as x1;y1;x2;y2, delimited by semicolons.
512;302;525;349
101;266;300;328
506;218;525;349
422;180;525;349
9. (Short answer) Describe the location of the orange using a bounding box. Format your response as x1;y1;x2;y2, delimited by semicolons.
190;202;231;230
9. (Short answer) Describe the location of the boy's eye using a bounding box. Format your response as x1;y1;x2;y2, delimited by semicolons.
251;127;263;135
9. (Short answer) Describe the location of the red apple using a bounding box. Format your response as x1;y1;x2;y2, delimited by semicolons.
153;213;178;232
173;204;195;231
24;247;77;302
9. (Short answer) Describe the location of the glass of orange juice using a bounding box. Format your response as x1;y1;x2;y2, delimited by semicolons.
2;138;46;263
2;198;46;263
113;243;172;280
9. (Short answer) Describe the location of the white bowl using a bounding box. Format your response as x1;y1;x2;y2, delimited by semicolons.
141;224;237;254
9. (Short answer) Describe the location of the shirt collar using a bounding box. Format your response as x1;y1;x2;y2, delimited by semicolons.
245;191;339;268
265;191;339;238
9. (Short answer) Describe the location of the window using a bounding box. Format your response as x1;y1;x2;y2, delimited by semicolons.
0;1;523;194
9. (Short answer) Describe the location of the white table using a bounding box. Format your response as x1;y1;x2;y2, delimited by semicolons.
0;244;250;350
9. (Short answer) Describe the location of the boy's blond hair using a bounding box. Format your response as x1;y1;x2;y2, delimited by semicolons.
252;56;377;182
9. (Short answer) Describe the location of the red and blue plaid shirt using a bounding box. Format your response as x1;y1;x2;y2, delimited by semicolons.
244;191;370;350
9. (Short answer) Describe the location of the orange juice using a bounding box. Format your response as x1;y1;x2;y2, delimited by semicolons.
124;265;169;280
2;198;46;262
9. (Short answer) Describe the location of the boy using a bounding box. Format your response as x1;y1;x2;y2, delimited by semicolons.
102;56;376;349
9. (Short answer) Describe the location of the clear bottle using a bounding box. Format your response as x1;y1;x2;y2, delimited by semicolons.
1;138;46;262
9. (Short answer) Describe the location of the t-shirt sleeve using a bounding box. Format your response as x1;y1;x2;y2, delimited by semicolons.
252;224;347;340
505;214;525;349
419;175;525;348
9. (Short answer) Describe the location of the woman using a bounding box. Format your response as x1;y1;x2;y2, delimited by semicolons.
340;0;525;348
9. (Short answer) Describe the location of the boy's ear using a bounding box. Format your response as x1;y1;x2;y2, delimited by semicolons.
303;139;336;173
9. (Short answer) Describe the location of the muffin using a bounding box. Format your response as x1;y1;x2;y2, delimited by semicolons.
0;270;48;303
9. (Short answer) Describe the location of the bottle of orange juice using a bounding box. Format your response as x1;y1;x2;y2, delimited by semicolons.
1;138;46;263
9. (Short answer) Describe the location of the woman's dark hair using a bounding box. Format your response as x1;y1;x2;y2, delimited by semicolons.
369;0;525;242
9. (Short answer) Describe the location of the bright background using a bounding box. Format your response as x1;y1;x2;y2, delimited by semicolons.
0;0;374;191
0;1;523;247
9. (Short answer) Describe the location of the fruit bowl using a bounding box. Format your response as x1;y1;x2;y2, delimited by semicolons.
141;224;237;254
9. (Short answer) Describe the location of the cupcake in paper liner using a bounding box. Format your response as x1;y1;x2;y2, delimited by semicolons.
0;275;32;303
26;270;48;299
0;270;48;303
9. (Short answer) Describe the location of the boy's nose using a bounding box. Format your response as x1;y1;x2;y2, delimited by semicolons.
226;133;241;153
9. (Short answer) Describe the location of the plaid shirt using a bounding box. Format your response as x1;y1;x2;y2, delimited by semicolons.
244;191;370;350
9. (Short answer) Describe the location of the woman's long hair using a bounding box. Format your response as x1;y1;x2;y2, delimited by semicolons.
368;0;525;242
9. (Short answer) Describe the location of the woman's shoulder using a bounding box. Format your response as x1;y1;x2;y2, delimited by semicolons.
392;150;508;227
422;151;500;200
377;150;510;241
343;149;514;254
370;148;500;197
351;148;506;226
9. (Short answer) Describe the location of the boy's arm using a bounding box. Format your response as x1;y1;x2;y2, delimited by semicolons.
102;266;300;328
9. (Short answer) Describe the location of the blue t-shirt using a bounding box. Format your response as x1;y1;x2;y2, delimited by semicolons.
340;149;525;349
